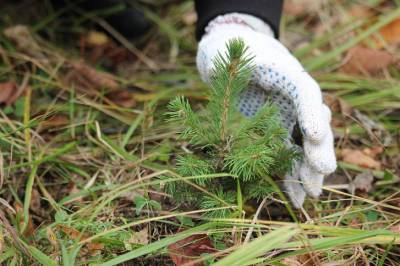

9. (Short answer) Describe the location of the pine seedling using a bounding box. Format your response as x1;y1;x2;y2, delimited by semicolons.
166;38;297;217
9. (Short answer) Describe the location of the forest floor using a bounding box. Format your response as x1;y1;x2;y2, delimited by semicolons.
0;0;400;265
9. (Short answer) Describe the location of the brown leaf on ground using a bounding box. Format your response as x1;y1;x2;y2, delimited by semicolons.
282;253;316;266
30;188;41;214
107;90;137;108
349;218;361;228
0;81;16;103
374;18;400;48
348;4;374;19
57;224;81;240
56;224;104;255
324;93;352;116
68;60;119;91
283;0;318;16
340;148;381;170
40;115;70;129
168;232;215;266
341;46;395;75
362;146;384;158
128;227;149;245
14;203;35;237
0;80;28;106
86;242;105;252
283;1;304;16
80;31;132;66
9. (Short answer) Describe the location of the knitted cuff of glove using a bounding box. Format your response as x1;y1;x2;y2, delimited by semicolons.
204;13;275;38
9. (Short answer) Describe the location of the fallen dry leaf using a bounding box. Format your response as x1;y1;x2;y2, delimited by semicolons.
168;232;215;266
283;0;319;16
107;90;137;108
340;148;381;170
14;203;35;237
348;218;361;228
80;34;131;65
57;224;80;240
0;81;15;104
283;1;304;16
56;224;104;256
86;242;104;251
374;18;400;48
40;115;70;130
282;254;315;266
281;257;303;266
0;80;29;106
341;45;395;75
128;227;148;245
324;93;352;116
323;94;353;127
68;60;119;91
362;146;384;158
30;188;41;214
348;4;374;19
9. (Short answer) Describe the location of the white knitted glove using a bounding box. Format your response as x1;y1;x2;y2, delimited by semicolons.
196;13;337;208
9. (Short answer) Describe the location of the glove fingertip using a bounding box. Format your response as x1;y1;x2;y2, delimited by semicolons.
284;175;306;209
299;163;324;198
300;114;328;142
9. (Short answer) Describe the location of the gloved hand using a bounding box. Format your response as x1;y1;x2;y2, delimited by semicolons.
196;13;337;208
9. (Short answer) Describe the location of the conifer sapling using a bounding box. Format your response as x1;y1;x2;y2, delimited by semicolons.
166;38;297;217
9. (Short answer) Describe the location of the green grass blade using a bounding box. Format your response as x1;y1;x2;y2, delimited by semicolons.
213;225;299;266
121;97;160;148
0;248;15;263
21;163;38;233
26;244;58;266
304;7;400;71
100;222;217;266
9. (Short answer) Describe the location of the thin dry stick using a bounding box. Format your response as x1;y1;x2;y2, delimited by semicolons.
95;18;158;71
244;197;267;244
181;245;238;266
324;186;400;212
0;198;15;214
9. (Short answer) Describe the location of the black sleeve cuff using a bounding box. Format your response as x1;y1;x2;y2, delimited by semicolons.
195;0;283;41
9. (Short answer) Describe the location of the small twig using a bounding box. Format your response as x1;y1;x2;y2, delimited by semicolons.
95;18;159;71
0;198;15;214
244;197;267;244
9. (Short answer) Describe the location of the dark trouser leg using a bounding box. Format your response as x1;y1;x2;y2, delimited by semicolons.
55;0;151;39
